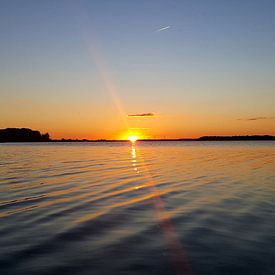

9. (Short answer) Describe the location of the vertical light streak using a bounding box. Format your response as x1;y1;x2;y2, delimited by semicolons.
130;143;192;275
88;46;129;128
70;2;129;131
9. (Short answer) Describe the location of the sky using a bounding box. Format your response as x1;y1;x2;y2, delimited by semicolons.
0;0;274;139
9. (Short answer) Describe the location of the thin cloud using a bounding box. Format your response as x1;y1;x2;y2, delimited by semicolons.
156;26;171;32
128;113;155;118
238;116;275;121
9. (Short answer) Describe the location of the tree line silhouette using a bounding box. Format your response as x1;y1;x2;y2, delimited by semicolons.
0;128;274;142
0;128;50;142
198;135;275;141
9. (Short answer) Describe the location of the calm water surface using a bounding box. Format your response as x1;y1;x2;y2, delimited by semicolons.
0;141;274;274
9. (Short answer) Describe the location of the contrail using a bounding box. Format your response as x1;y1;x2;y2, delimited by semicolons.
156;26;171;32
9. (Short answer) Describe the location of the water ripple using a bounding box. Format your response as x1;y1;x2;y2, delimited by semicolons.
0;141;275;274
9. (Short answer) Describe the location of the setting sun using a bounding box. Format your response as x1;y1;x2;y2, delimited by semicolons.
128;135;138;142
120;128;149;141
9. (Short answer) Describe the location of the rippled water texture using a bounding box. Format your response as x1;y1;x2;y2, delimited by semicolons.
0;141;275;274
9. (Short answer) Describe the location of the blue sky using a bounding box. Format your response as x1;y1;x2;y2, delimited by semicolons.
0;0;274;138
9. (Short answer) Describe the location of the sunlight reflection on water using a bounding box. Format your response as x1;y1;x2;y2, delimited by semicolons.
0;141;275;274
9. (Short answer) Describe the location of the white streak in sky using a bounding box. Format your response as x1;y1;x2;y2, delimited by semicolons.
156;26;171;32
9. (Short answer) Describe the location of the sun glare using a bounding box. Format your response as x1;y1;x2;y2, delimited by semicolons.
120;129;147;141
128;135;138;143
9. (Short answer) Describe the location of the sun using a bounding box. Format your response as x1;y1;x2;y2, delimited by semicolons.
128;135;138;143
119;129;147;141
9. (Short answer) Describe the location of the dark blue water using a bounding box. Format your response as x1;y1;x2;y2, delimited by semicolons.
0;141;274;274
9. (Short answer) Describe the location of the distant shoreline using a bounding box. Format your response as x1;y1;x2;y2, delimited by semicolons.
51;136;275;142
0;128;274;142
1;139;275;143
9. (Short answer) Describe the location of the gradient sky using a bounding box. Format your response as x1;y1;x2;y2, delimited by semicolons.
0;0;274;139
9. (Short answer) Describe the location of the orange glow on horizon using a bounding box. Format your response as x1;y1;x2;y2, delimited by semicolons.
119;128;150;141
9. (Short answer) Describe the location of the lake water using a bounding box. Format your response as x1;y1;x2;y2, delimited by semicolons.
0;141;274;275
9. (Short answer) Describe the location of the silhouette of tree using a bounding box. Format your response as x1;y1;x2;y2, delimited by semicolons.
41;133;50;141
0;128;51;142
